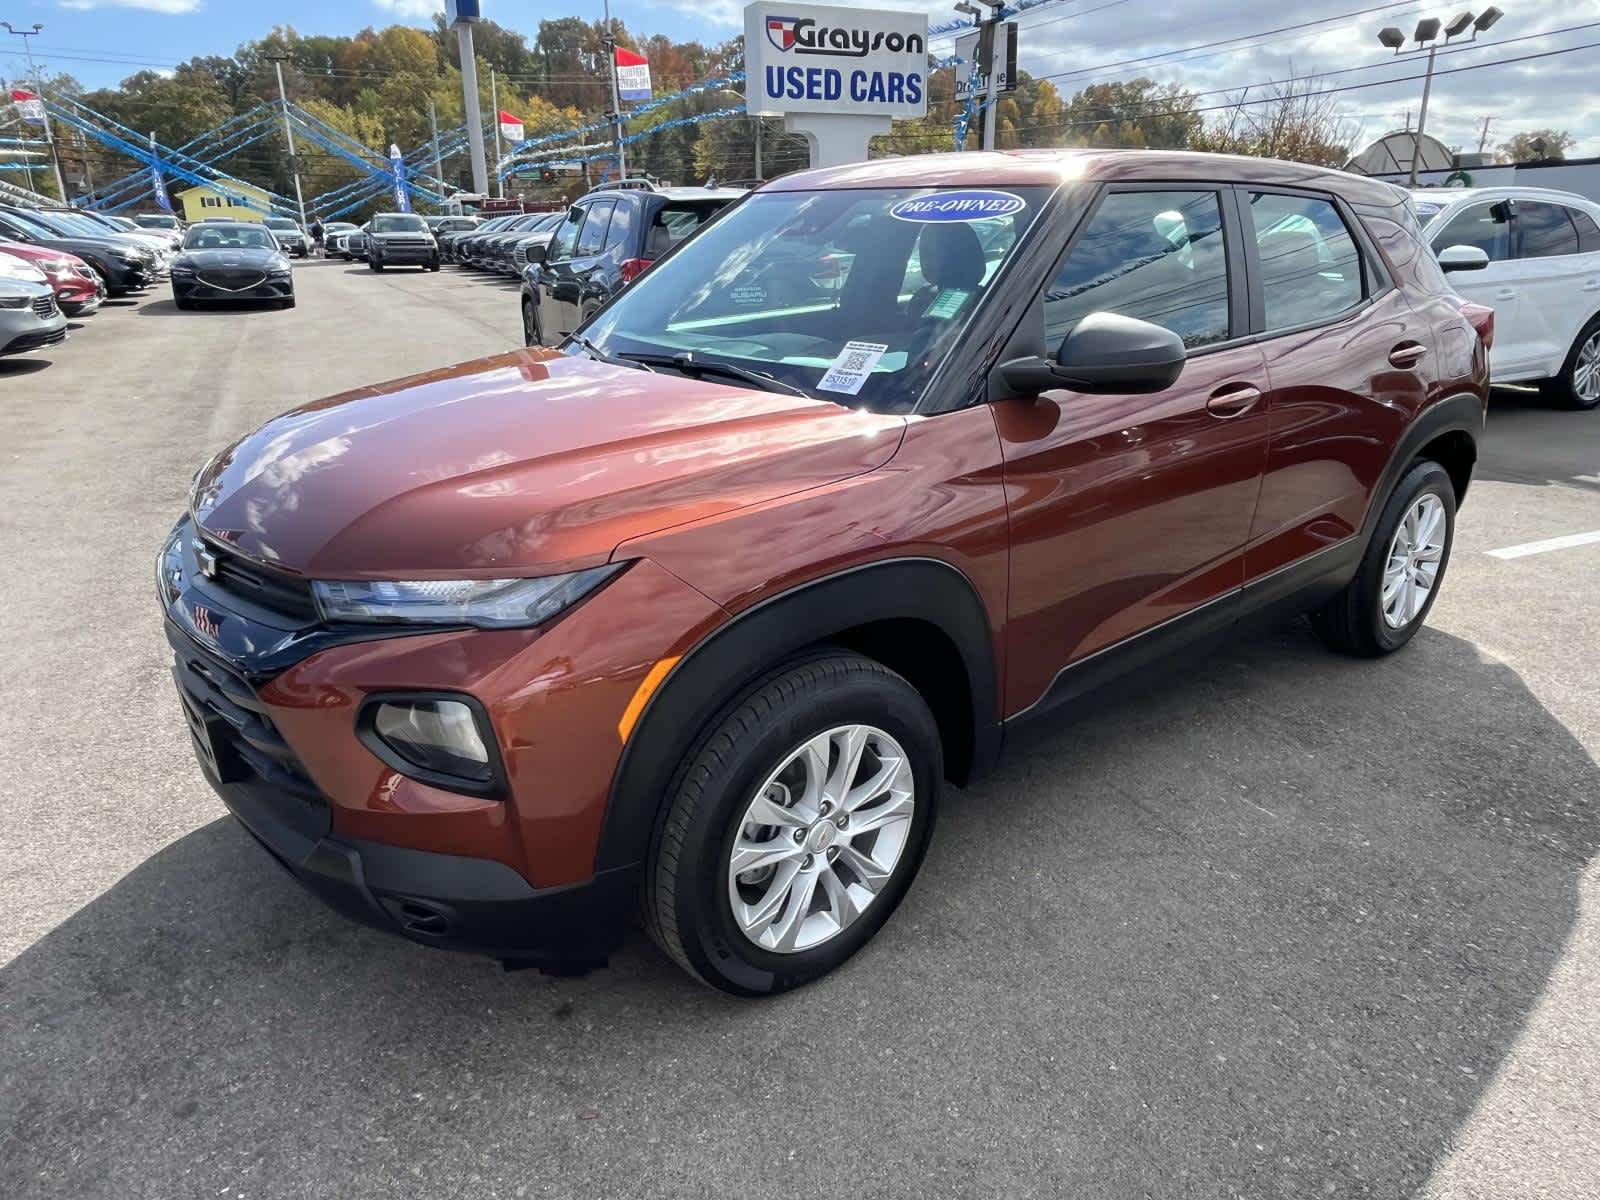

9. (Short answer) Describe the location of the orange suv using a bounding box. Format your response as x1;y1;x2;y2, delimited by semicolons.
162;151;1488;994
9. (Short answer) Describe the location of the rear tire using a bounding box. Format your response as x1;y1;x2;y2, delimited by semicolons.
644;652;941;996
1543;316;1600;410
1310;459;1456;656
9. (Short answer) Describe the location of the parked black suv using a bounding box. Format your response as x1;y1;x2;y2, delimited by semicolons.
521;182;743;346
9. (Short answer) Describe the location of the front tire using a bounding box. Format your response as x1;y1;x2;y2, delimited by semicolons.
644;652;941;996
1544;316;1600;410
1311;459;1456;656
369;258;383;272
522;298;539;347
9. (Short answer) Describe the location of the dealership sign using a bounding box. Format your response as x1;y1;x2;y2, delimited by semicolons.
744;2;929;120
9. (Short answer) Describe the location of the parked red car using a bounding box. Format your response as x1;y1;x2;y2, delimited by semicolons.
0;239;104;316
162;151;1488;994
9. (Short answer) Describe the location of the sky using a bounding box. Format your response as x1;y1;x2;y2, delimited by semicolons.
1;0;1596;157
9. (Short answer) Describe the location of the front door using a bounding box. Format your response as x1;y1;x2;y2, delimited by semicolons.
995;186;1271;715
1428;199;1534;377
537;204;590;344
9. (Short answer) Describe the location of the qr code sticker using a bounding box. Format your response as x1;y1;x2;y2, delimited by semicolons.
817;341;889;396
839;349;872;373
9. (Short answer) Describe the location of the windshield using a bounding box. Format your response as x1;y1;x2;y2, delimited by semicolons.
183;224;277;251
373;214;426;233
584;185;1050;413
136;215;178;228
265;218;299;230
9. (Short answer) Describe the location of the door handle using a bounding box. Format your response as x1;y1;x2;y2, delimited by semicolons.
1388;342;1429;369
1584;280;1600;292
1495;288;1518;300
1206;383;1261;418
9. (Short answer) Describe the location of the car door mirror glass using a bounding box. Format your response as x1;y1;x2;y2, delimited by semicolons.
1438;244;1491;272
1001;312;1187;396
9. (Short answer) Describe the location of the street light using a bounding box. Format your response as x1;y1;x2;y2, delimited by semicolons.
1;20;68;200
1377;8;1505;186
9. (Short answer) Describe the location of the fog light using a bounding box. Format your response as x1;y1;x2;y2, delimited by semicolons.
369;698;493;787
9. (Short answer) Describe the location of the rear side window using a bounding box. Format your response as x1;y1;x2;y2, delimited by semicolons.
1044;189;1231;350
1574;210;1600;253
602;201;634;254
1247;192;1364;332
576;200;614;256
1517;202;1580;258
1431;201;1510;261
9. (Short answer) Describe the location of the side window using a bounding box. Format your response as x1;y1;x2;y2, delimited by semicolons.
576;199;614;256
602;200;633;254
1431;201;1511;261
1574;210;1600;254
1517;202;1580;258
1044;189;1231;350
547;207;585;262
1247;192;1365;332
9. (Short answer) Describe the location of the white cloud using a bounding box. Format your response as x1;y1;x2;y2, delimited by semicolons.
371;0;443;17
59;0;202;12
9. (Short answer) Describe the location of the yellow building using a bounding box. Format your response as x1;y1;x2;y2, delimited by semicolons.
175;181;273;223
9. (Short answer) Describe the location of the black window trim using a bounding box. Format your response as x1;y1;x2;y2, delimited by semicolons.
1236;183;1392;345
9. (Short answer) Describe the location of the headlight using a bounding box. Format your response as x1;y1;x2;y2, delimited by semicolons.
0;256;45;282
361;696;497;789
0;293;30;310
156;524;184;605
312;564;624;629
171;263;196;276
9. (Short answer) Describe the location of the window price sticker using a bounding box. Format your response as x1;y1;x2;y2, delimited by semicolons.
818;341;890;395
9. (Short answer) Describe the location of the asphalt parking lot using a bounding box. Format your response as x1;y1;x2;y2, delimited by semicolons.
1;259;1596;1199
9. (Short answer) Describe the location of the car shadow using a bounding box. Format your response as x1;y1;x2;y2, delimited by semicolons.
0;622;1593;1196
137;299;289;317
1478;386;1600;493
0;356;54;376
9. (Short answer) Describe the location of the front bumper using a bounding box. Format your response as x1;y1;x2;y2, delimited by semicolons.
0;323;67;355
371;241;436;264
173;275;293;303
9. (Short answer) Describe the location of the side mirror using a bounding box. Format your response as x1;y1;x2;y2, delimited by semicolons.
525;242;547;265
1438;244;1490;273
1000;311;1187;397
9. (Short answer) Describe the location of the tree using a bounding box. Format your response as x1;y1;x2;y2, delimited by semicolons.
1496;129;1576;163
1191;75;1360;166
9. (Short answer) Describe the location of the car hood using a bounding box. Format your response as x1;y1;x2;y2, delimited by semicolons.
191;348;906;579
178;248;283;269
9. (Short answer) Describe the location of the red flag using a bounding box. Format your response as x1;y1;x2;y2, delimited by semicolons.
498;109;524;143
614;47;651;101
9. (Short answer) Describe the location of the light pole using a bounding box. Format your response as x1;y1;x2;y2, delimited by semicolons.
2;22;69;201
1378;7;1503;186
602;0;627;181
265;55;309;228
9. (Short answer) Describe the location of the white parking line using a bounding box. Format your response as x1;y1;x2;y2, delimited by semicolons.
1485;530;1600;560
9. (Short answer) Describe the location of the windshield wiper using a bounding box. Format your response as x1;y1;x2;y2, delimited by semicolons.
567;334;655;372
623;351;811;399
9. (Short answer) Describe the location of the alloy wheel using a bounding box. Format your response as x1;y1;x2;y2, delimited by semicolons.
726;724;915;954
1381;493;1446;629
1575;330;1600;405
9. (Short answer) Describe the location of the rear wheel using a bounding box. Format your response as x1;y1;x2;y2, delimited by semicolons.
1311;459;1456;656
1544;317;1600;410
644;652;941;996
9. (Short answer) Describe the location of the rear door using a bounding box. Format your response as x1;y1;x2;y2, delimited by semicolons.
994;185;1271;712
1244;187;1433;579
1510;201;1600;376
536;204;590;342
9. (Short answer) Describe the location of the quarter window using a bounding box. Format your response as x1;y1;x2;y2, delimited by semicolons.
1431;201;1510;261
1574;210;1600;253
1247;192;1364;331
1044;189;1231;350
1517;202;1580;258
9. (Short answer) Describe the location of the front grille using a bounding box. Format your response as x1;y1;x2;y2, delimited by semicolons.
198;269;267;292
32;293;56;319
167;623;329;840
200;536;319;620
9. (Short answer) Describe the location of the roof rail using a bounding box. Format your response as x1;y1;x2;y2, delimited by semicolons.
590;178;658;193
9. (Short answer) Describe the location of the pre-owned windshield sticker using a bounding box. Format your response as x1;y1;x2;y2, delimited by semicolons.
818;341;889;395
889;190;1026;223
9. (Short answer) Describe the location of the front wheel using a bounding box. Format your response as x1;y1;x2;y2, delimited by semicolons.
522;298;539;347
644;652;941;996
370;259;383;272
1311;459;1456;656
1544;317;1600;410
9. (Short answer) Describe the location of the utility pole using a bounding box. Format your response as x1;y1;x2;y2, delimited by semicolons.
2;22;69;201
454;19;489;195
1409;42;1436;186
1477;115;1493;154
266;55;309;227
980;2;1004;152
428;96;446;198
489;68;504;199
602;0;627;180
753;115;762;181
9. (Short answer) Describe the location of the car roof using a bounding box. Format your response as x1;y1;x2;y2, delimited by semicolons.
760;149;1407;207
1407;184;1598;208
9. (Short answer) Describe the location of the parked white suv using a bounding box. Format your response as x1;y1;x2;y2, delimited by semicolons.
1413;186;1600;409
